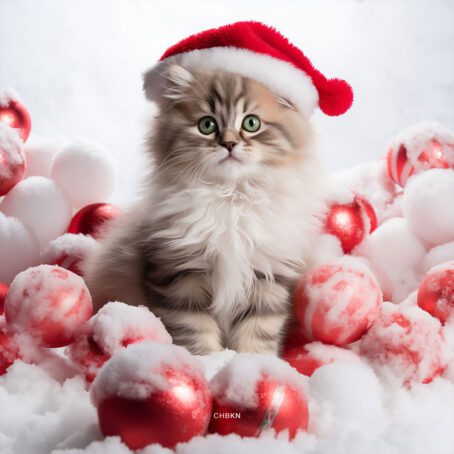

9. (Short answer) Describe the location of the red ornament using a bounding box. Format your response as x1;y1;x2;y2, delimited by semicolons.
284;342;360;377
294;257;382;346
360;302;448;385
0;329;21;375
0;99;31;142
324;194;377;253
5;265;93;348
0;282;8;316
417;261;454;324
387;124;454;187
68;301;172;383
282;322;310;355
0;124;26;196
209;377;308;438
92;343;211;450
68;203;120;239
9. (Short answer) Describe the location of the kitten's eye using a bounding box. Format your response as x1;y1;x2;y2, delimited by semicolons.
198;116;218;135
242;115;261;133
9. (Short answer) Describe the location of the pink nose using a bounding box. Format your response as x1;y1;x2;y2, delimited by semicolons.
221;141;237;152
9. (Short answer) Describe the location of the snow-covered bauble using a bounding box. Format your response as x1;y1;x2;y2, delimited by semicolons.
294;257;382;346
417;261;454;324
68;203;120;239
0;282;8;315
0;329;20;375
208;354;308;439
0;96;31;142
387;122;454;187
68;302;172;383
324;194;377;253
360;302;448;385
4;265;92;348
91;342;212;449
0;123;26;196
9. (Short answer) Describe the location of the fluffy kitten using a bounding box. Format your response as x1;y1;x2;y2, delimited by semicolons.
83;64;326;355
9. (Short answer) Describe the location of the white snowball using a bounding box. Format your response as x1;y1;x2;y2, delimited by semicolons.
403;169;454;246
309;361;384;427
51;140;116;209
0;176;72;249
423;242;454;273
354;217;426;302
24;135;68;178
0;212;40;283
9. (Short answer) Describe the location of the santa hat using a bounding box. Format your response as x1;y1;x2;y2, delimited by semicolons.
143;21;353;117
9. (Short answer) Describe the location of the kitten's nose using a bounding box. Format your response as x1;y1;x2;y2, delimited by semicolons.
221;141;237;152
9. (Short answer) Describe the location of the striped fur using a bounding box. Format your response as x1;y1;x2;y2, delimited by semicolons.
83;66;326;355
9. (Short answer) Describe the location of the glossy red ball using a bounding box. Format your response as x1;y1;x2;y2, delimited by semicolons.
68;203;120;238
97;367;212;449
0;282;8;316
208;378;308;439
0;100;31;142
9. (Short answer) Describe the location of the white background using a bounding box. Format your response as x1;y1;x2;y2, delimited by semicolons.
1;0;453;204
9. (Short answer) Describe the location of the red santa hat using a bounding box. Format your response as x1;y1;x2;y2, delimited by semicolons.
143;21;353;117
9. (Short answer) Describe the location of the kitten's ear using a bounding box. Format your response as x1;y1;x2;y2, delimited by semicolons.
276;95;297;111
143;63;194;104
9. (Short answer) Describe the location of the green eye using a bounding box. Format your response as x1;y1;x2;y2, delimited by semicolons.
198;116;218;135
242;115;261;133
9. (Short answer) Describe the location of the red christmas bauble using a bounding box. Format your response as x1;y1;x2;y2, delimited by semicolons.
209;378;308;438
294;257;382;346
68;301;172;383
417;261;454;324
282;322;310;355
0;329;20;375
324;195;377;253
0;124;26;196
92;342;211;450
5;265;93;348
0;282;8;316
283;342;360;377
360;302;448;385
0;99;31;142
68;203;120;238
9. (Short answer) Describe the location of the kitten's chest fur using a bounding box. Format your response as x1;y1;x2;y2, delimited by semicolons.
149;175;320;318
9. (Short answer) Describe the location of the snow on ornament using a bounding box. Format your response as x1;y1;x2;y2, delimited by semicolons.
324;193;377;253
294;257;382;346
387;122;454;187
50;140;116;209
4;265;93;348
67;301;172;383
43;233;98;276
0;89;31;142
417;261;454;324
208;354;309;439
0;123;26;196
0;176;72;249
284;341;360;377
0;212;40;284
91;342;211;450
360;302;449;385
68;203;120;239
403;169;454;246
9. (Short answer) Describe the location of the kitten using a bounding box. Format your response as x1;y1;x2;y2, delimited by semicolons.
83;64;326;356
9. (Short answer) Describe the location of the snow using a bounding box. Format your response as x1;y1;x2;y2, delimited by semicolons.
423;242;454;274
403;169;454;246
0;176;72;249
0;123;24;179
24;135;68;178
0;212;40;284
0;88;20;107
91;341;205;405
50;140;116;209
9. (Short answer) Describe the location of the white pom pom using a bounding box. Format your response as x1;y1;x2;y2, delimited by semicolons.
24;135;68;178
403;169;454;246
50;140;116;209
0;212;40;283
0;176;72;249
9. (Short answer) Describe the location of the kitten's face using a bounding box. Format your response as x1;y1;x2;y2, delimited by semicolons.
151;65;314;183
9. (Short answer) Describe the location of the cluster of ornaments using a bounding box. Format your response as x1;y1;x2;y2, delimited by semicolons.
286;121;454;388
